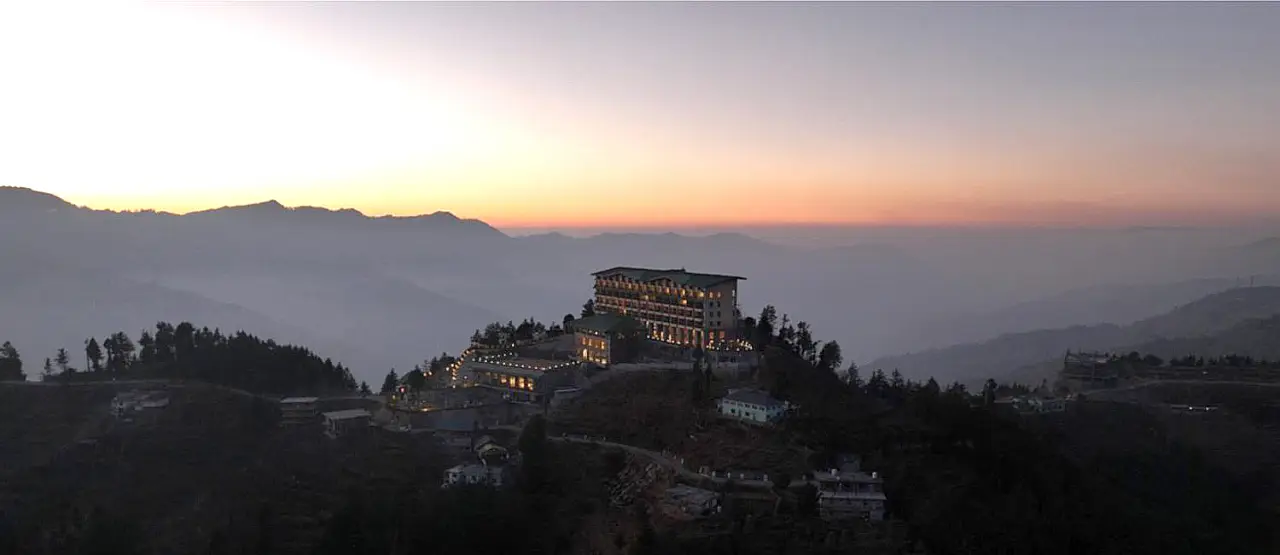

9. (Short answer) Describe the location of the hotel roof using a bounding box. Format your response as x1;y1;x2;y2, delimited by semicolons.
572;313;645;335
464;357;578;378
592;267;745;288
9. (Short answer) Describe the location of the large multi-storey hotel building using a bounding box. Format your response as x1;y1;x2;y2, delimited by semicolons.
591;267;744;350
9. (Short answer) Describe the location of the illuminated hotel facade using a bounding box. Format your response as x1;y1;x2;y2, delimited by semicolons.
591;267;745;350
463;355;579;404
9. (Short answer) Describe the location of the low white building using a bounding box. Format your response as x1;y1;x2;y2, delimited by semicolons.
442;463;506;488
717;388;787;424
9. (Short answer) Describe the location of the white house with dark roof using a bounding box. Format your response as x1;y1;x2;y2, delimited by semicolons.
717;388;787;424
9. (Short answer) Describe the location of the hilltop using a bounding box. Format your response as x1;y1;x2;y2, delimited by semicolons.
869;287;1280;386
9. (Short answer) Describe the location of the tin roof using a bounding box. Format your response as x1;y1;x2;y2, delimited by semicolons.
322;409;371;421
722;388;784;408
280;396;319;404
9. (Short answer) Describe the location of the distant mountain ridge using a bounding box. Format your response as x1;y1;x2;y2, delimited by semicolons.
869;286;1280;385
0;187;506;239
6;186;1280;386
185;198;504;235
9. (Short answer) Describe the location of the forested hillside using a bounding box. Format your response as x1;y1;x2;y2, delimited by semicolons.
26;320;357;395
2;310;1276;554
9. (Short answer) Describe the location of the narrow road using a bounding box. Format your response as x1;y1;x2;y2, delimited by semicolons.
0;379;386;408
1089;379;1280;400
484;424;782;491
1113;379;1280;390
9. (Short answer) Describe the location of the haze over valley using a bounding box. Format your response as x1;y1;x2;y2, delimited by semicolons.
5;185;1280;387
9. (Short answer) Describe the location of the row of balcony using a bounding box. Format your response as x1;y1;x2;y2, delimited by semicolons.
593;280;720;299
594;287;712;308
596;295;705;317
604;306;706;328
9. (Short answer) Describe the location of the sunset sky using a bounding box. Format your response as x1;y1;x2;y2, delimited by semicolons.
1;2;1278;228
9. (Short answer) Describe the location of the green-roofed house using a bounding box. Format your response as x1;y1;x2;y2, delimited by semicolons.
590;266;746;351
572;312;646;366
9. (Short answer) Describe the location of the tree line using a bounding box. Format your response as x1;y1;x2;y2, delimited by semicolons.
469;317;570;348
742;304;843;372
1098;350;1280;369
377;351;460;396
12;321;357;394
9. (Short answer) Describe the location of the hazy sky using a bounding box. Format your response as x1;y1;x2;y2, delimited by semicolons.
2;2;1278;228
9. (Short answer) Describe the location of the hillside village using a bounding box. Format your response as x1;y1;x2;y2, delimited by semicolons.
373;267;899;541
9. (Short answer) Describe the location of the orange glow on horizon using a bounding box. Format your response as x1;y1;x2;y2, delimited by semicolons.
3;3;1276;230
42;187;1271;231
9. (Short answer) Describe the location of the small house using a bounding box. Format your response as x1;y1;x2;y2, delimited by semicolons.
442;464;506;488
473;435;509;464
322;409;371;438
279;396;319;426
813;467;887;522
717;388;787;424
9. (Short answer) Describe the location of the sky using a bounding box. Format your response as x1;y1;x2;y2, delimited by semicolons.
1;1;1278;229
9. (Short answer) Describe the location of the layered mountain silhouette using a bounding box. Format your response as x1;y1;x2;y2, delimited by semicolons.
869;287;1280;386
3;186;1280;385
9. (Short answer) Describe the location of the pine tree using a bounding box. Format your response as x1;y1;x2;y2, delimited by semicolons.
85;338;103;372
380;369;399;395
816;341;842;373
138;330;157;364
55;348;71;374
845;361;862;388
41;357;54;380
154;322;176;363
982;378;999;406
867;369;888;397
0;341;24;381
754;305;777;349
924;377;941;396
795;321;816;361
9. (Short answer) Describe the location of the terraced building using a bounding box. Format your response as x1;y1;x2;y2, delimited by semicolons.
590;266;746;350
